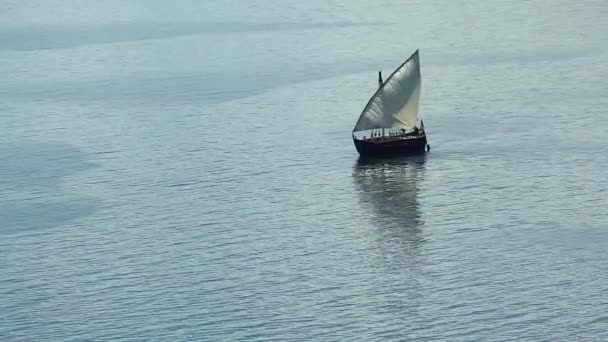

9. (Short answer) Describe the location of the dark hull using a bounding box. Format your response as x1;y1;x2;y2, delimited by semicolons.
353;135;428;157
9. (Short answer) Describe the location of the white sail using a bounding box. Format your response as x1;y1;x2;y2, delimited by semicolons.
353;50;421;132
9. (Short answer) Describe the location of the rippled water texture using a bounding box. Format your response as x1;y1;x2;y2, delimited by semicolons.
2;0;608;340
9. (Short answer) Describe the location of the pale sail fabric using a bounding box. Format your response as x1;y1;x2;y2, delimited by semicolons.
353;50;421;132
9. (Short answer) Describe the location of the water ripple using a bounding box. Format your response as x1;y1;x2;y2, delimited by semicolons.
2;0;608;340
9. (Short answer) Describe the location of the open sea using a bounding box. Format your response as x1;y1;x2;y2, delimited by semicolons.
1;0;608;340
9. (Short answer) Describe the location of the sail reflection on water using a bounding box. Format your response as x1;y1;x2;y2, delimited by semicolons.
352;155;427;267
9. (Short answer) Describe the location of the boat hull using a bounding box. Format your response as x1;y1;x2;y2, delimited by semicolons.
353;135;428;157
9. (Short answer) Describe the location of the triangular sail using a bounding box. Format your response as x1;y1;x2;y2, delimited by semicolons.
353;50;421;132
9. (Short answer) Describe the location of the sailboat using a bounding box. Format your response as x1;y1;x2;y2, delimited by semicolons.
352;49;430;156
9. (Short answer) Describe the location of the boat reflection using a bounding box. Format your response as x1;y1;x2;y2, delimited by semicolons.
352;155;427;269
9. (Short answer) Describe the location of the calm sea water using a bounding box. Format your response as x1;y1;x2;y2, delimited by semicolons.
2;1;608;340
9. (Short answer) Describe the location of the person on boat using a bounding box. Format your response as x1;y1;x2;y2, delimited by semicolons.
378;71;383;87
